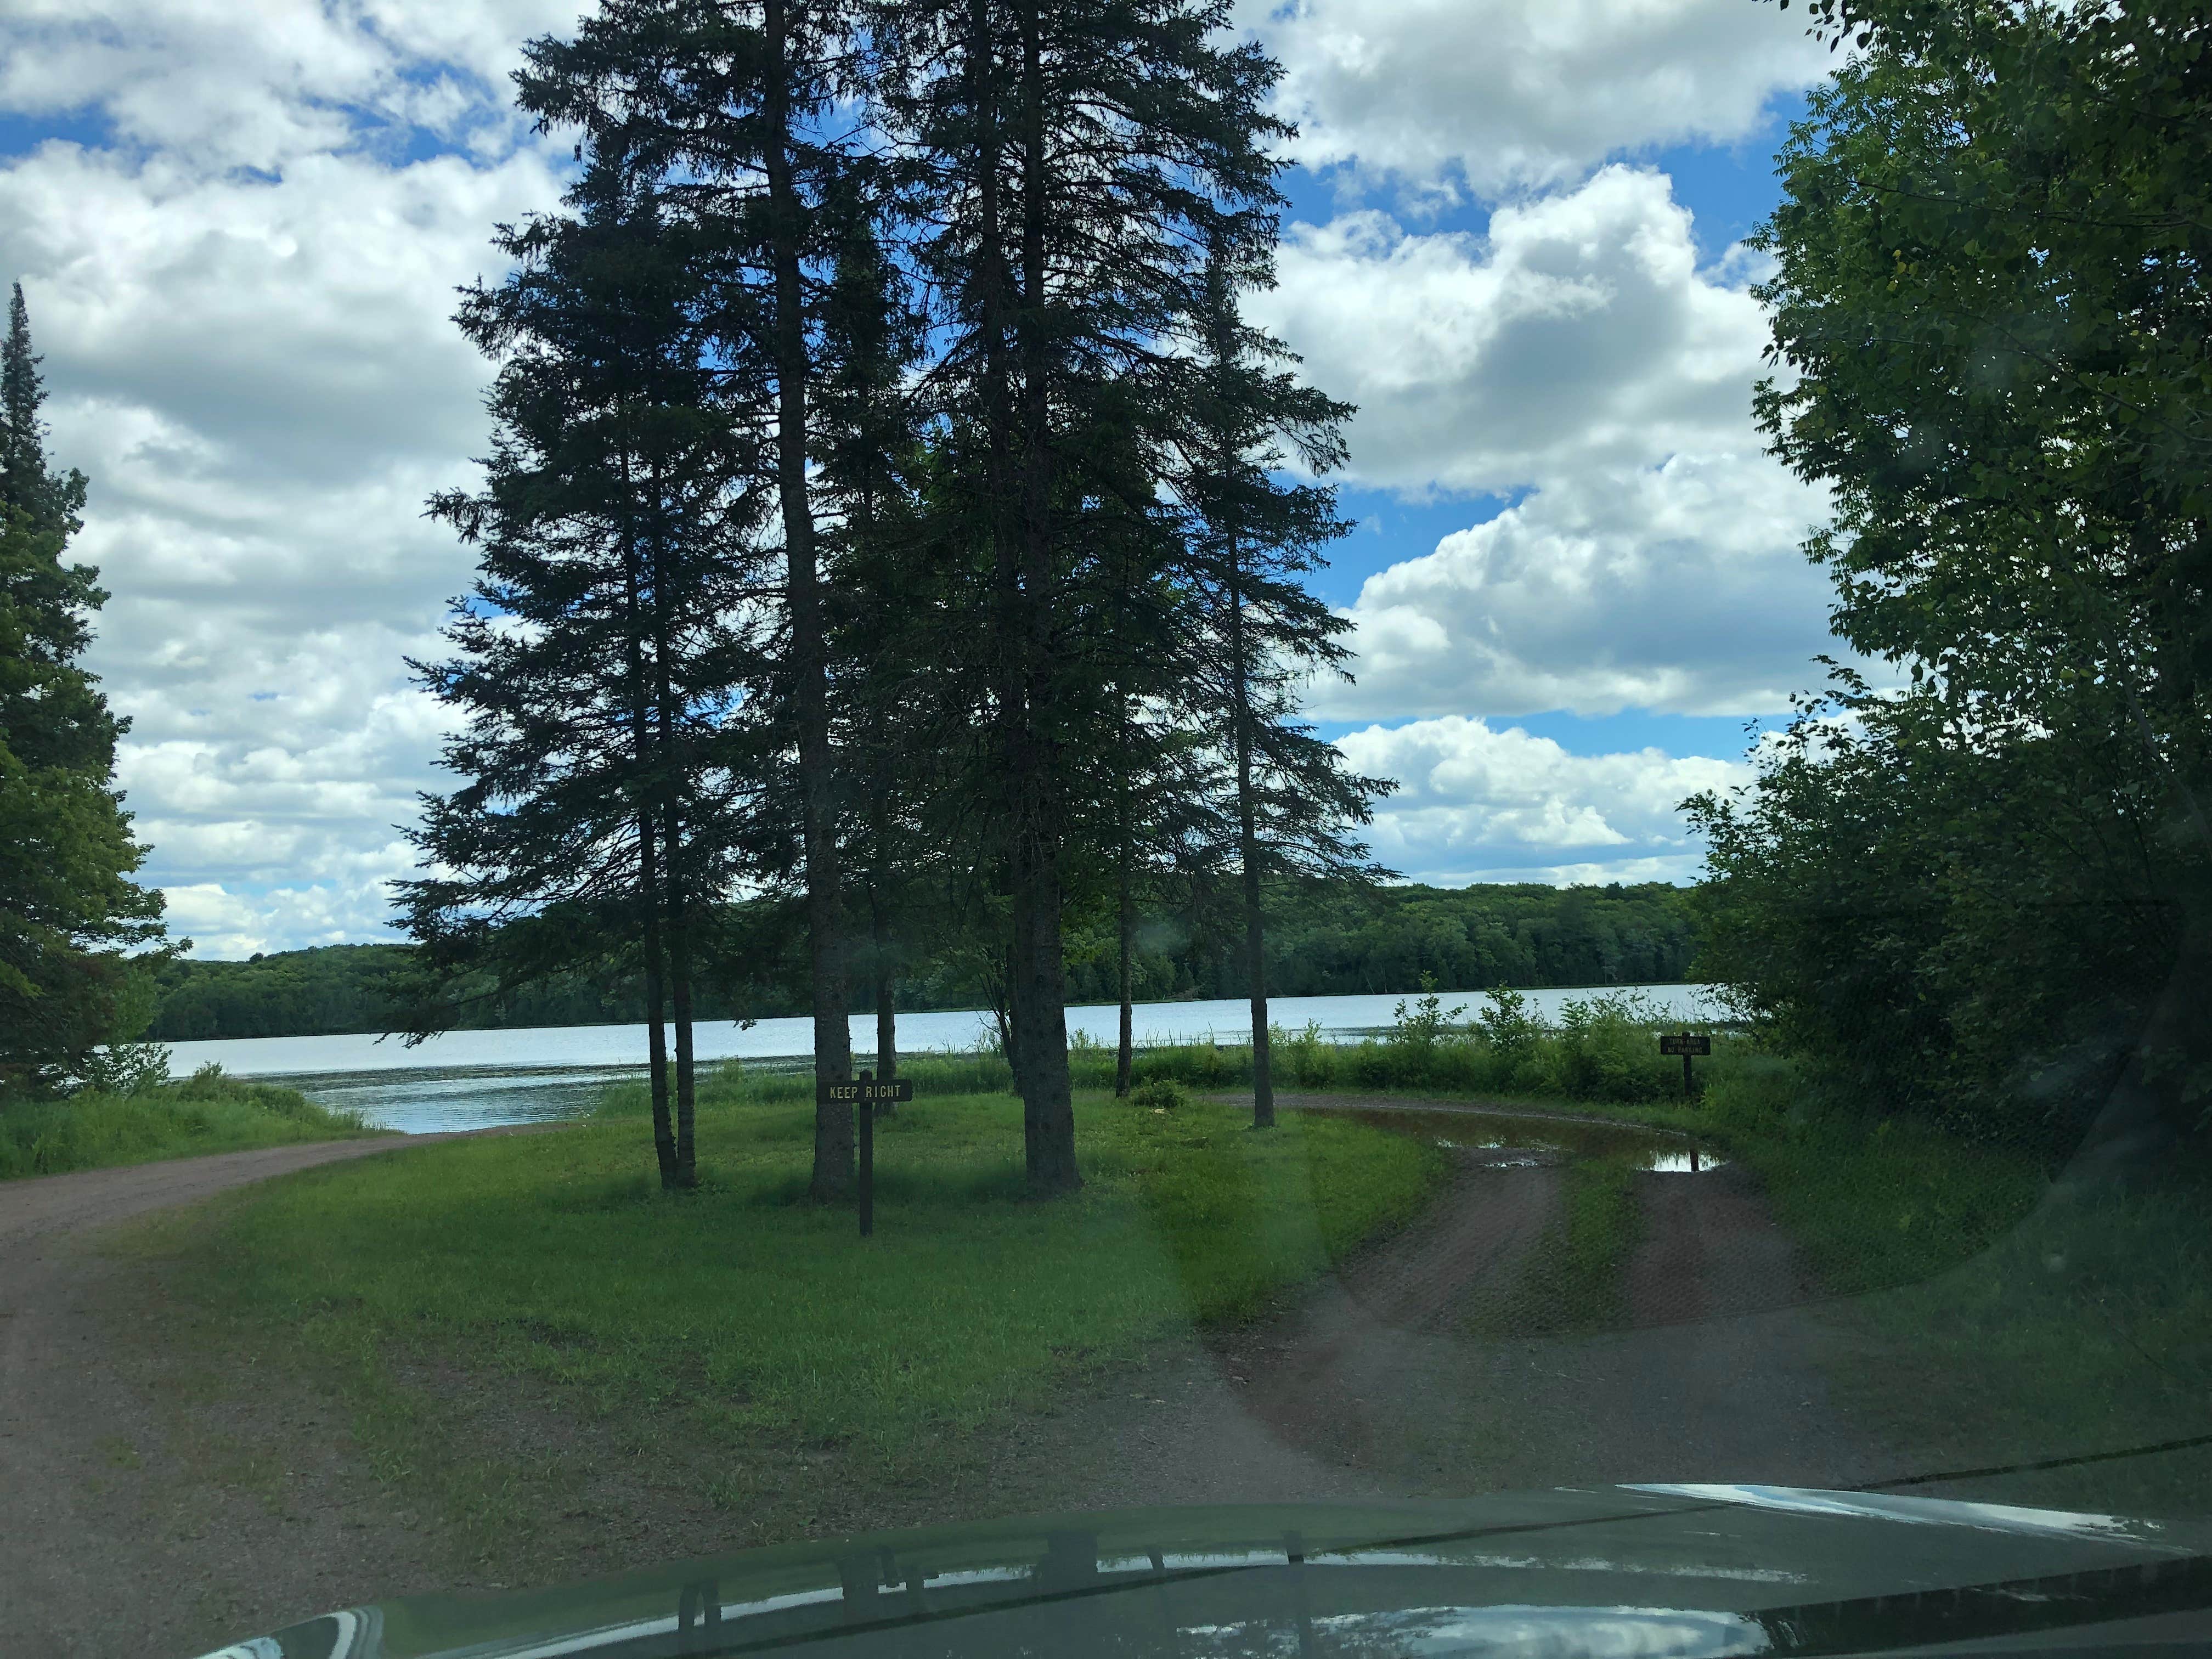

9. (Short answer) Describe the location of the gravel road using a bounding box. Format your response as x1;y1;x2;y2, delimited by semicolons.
0;1132;543;1659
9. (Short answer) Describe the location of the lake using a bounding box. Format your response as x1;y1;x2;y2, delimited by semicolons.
165;984;1727;1135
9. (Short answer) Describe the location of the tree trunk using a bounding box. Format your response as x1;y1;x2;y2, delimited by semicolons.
663;800;699;1187
875;973;897;1079
646;445;699;1186
638;814;678;1187
1116;810;1135;1097
871;876;897;1108
621;472;677;1189
1011;0;1079;1193
765;0;854;1200
1229;562;1274;1128
966;0;1035;1127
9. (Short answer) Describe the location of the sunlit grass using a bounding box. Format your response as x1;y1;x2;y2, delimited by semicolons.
154;1090;1444;1453
0;1071;375;1180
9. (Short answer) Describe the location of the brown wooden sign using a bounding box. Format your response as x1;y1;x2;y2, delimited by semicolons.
1658;1033;1711;1057
821;1071;910;1238
818;1077;914;1105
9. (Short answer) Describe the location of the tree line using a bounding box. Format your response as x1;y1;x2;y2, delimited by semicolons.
146;881;1697;1041
1690;0;2212;1161
392;0;1388;1198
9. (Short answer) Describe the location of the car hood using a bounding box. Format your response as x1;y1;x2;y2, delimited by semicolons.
197;1485;2212;1659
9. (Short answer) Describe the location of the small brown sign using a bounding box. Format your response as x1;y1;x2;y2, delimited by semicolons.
1658;1033;1711;1057
819;1077;915;1105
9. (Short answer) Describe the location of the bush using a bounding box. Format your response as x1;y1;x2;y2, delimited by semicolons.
1129;1076;1188;1113
80;1040;173;1097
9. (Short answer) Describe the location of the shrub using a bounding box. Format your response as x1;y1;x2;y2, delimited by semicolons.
1130;1077;1189;1113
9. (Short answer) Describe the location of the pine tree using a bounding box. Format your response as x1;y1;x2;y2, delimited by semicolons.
397;147;761;1189
0;283;167;1094
1177;247;1390;1128
882;0;1292;1193
520;0;884;1200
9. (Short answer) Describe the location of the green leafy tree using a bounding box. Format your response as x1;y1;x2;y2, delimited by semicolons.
0;283;167;1094
1695;0;2212;1148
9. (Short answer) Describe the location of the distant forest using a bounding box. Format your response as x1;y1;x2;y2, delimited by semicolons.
147;881;1698;1042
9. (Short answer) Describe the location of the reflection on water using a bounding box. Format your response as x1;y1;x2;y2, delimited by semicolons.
1358;1109;1723;1173
1646;1150;1729;1174
281;1064;647;1136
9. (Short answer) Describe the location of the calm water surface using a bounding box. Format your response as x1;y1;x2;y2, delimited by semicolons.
166;984;1725;1135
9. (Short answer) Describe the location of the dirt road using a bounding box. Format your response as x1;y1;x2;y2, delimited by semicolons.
1073;1124;1889;1508
0;1133;543;1659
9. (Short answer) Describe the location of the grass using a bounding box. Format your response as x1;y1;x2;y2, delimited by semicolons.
1645;1060;2212;1516
0;1066;376;1180
146;1080;1445;1465
1812;1169;2212;1517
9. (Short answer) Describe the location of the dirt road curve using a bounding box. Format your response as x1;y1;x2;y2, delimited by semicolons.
0;1132;509;1246
0;1132;539;1659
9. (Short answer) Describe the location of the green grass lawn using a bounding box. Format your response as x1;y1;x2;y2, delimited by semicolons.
1814;1170;2212;1517
0;1068;377;1180
148;1087;1444;1459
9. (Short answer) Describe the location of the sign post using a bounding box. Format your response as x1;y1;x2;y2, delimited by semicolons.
819;1071;914;1237
1657;1032;1711;1100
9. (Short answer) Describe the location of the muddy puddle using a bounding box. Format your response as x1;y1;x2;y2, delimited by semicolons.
1346;1106;1727;1172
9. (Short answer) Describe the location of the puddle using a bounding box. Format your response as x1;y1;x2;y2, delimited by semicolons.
1350;1107;1721;1173
1645;1150;1729;1173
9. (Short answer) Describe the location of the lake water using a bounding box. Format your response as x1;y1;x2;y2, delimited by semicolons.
166;984;1726;1135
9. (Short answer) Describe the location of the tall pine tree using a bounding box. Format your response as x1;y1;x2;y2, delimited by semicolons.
883;0;1293;1193
0;283;167;1095
1177;247;1387;1128
399;146;763;1189
518;0;884;1200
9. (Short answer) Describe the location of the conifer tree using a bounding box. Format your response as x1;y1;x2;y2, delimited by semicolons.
1177;248;1387;1127
0;283;167;1094
881;0;1293;1192
520;0;881;1199
399;147;761;1189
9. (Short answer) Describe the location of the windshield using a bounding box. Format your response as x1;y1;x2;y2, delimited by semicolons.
1;2;2205;1657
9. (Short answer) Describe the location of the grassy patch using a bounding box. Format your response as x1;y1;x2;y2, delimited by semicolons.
147;1088;1444;1468
1729;1114;2050;1297
0;1068;376;1180
1679;1064;2212;1515
1821;1174;2212;1516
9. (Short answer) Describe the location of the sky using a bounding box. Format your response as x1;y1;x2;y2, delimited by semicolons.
0;0;1844;959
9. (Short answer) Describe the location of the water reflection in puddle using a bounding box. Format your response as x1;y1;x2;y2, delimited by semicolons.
1646;1150;1729;1173
1349;1107;1722;1173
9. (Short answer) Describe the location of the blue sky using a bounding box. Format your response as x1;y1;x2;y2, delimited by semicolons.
0;0;1842;953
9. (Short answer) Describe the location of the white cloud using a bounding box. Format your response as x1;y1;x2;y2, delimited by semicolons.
1261;166;1845;719
1250;0;1825;196
0;10;571;955
1319;452;1836;719
1;0;579;172
1257;166;1773;495
1338;715;1745;884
